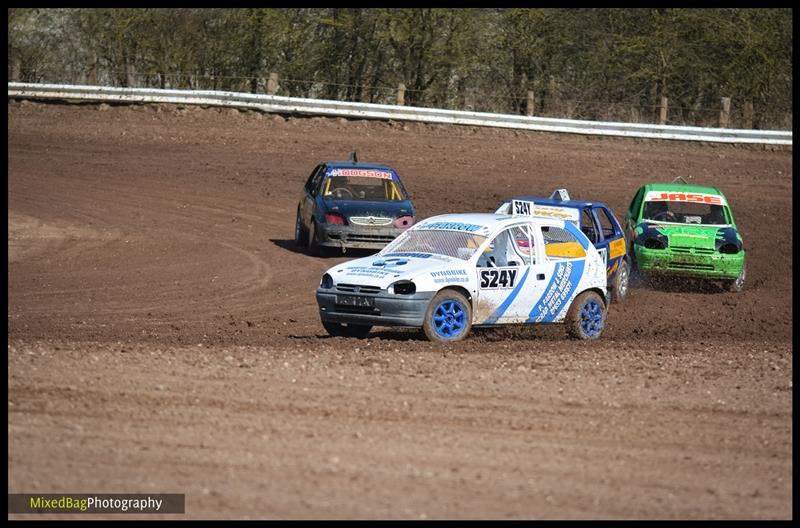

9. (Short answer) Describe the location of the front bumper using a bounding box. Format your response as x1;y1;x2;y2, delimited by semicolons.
316;288;434;327
634;246;745;279
317;224;405;250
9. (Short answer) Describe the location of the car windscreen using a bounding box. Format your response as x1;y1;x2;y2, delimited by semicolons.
322;176;406;201
642;200;728;225
382;230;487;260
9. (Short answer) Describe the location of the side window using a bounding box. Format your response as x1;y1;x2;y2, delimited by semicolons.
510;225;534;265
580;209;599;244
541;226;586;260
308;166;325;197
595;207;617;240
628;187;644;219
477;226;533;268
304;165;320;192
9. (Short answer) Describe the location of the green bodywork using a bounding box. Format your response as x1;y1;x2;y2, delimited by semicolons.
625;183;745;281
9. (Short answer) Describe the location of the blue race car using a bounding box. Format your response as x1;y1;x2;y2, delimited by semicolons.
295;153;416;255
496;189;630;303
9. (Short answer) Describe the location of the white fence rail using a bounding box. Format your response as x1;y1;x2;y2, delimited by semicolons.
8;82;792;146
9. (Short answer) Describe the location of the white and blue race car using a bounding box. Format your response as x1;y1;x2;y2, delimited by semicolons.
316;201;609;342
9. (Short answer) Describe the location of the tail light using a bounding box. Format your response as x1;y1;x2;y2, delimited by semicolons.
394;215;415;229
324;212;347;225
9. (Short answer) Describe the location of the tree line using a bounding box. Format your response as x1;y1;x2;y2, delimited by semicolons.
7;8;793;129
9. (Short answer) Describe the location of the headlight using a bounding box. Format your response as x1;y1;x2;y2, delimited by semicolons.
320;273;333;289
635;225;668;250
715;227;742;254
718;243;740;254
388;280;415;295
643;238;667;250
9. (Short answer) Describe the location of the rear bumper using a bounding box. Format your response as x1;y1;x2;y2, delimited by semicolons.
316;289;434;327
317;224;404;250
634;246;745;279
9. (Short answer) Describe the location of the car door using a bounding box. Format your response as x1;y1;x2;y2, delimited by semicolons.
592;205;626;280
301;164;325;227
527;222;591;324
624;186;645;249
474;224;551;325
580;208;603;267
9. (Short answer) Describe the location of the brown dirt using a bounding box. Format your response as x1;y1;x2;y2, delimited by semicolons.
7;100;792;519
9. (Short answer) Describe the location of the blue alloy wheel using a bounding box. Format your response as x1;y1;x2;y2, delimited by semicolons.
423;290;473;342
580;298;604;337
566;291;606;340
433;299;466;338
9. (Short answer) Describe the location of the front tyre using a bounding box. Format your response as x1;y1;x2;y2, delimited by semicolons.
294;211;308;247
566;291;606;340
610;258;630;303
322;321;372;338
308;220;322;256
422;290;472;342
723;262;746;293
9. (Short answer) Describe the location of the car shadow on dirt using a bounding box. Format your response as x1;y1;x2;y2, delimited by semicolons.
270;239;377;259
298;325;569;344
631;275;732;294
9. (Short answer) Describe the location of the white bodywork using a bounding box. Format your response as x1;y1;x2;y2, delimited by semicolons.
322;212;607;326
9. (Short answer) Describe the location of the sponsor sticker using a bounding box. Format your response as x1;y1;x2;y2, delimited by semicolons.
608;238;626;259
644;191;726;206
420;221;483;232
327;168;394;179
343;266;395;278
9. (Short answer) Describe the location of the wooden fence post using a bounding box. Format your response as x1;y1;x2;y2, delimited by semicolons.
719;97;731;128
126;63;136;87
397;83;406;106
743;100;754;129
87;53;97;85
267;72;279;95
548;76;558;114
659;96;668;124
526;90;535;117
10;55;21;81
630;106;640;123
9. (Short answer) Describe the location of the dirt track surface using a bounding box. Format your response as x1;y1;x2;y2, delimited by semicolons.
8;100;792;519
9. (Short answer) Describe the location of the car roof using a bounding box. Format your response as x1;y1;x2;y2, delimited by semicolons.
323;160;397;172
504;196;603;209
640;182;725;196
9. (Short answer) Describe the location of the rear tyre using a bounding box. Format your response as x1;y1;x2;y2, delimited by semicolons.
308;220;322;256
422;290;472;342
294;212;308;247
610;259;630;303
322;321;372;338
566;291;606;340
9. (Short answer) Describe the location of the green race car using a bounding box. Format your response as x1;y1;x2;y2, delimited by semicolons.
624;181;746;292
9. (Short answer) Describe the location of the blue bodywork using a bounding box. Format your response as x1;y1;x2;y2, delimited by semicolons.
498;195;628;293
297;160;416;253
